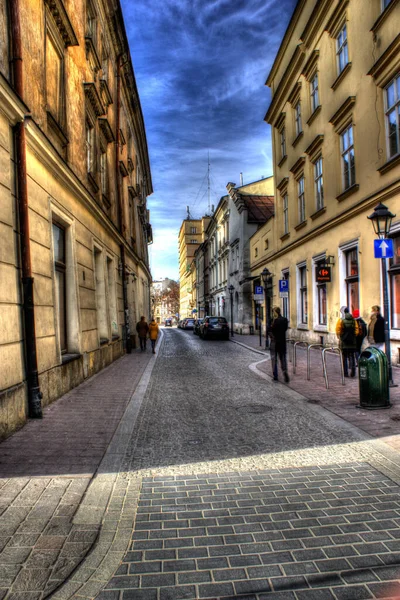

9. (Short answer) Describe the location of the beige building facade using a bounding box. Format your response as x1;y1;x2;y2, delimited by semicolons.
0;0;153;438
178;217;210;318
259;0;400;361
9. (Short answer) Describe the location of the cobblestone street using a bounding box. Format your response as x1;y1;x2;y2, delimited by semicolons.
3;329;400;600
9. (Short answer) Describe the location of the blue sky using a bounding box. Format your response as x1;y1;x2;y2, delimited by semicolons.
121;0;298;281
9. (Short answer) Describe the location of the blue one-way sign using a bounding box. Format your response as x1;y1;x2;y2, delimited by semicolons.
374;239;394;259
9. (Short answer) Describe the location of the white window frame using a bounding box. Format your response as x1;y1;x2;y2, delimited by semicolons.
310;72;319;113
297;176;306;223
312;254;328;332
338;240;360;312
295;101;302;136
385;73;400;160
297;262;308;329
336;23;349;75
280;126;286;159
283;193;289;235
314;156;324;211
341;124;355;190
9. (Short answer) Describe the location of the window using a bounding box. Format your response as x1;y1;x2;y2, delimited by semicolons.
382;0;393;9
94;247;108;343
190;227;197;234
298;176;305;223
107;257;118;338
86;0;97;45
314;157;324;211
52;223;67;353
389;233;400;329
299;265;308;325
282;270;289;320
100;148;108;196
190;239;197;244
385;74;400;159
86;119;95;173
283;194;289;235
255;247;258;258
316;260;327;326
336;23;348;74
295;101;302;136
280;127;286;159
310;72;319;112
46;30;64;124
341;124;355;190
345;248;359;313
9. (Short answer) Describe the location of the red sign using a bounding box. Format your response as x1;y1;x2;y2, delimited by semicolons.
316;266;331;282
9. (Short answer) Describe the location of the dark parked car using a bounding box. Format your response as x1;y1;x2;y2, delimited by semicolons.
199;316;229;340
182;318;195;330
165;318;172;327
178;319;185;329
193;319;204;335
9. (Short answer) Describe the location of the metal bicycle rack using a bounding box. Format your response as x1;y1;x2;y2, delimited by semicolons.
307;344;326;381
322;346;345;389
293;341;309;374
286;339;296;363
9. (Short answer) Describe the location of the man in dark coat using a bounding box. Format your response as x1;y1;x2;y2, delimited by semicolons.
136;316;149;352
336;308;359;377
269;306;290;383
368;305;385;349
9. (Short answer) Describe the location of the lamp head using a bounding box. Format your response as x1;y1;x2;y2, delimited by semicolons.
368;202;395;239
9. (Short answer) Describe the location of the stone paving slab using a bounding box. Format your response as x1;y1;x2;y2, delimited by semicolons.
0;350;152;600
99;464;400;599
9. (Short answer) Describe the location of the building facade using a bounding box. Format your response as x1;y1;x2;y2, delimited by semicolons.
0;0;153;438
178;217;210;318
262;0;400;360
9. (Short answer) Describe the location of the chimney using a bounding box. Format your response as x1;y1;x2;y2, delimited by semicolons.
240;172;243;186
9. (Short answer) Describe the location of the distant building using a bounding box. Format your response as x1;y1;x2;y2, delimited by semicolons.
151;279;179;323
261;0;400;358
0;0;153;438
178;217;210;318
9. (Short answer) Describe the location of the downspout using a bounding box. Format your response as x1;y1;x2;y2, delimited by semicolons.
10;0;42;417
116;54;131;353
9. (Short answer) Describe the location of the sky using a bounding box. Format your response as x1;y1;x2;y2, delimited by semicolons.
121;0;298;281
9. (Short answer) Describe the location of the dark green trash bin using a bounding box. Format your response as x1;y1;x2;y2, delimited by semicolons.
358;347;391;409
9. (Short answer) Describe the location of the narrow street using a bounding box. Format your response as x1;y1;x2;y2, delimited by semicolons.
49;329;400;600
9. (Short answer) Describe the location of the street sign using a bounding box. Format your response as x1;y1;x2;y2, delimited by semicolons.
279;279;289;298
374;238;394;259
254;286;263;295
316;266;331;283
253;294;264;302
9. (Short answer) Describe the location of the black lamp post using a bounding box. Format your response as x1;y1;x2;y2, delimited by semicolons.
367;202;396;385
228;284;234;337
261;267;272;349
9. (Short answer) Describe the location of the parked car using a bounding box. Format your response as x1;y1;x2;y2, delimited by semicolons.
193;319;204;335
165;318;172;327
199;316;230;340
178;319;185;329
182;318;195;330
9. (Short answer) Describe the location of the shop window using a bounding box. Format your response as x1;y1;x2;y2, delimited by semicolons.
316;259;327;326
385;73;400;159
390;233;400;329
345;247;359;313
336;23;349;75
298;264;308;325
341;124;355;190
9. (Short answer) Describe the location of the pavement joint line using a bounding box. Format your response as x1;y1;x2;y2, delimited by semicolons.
230;338;270;357
51;332;165;600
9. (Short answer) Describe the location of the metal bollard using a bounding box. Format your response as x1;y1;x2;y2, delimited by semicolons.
322;346;345;389
307;344;325;381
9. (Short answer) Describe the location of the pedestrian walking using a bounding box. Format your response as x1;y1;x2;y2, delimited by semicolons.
269;306;290;383
353;309;367;360
136;316;149;352
148;317;159;354
336;307;359;377
367;304;385;350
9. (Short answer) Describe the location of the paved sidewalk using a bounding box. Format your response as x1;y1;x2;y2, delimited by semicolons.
0;348;153;600
231;334;400;451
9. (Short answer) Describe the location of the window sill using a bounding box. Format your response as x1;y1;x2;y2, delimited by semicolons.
306;105;321;126
371;0;400;33
297;323;309;330
378;153;400;175
294;220;307;231
280;233;290;242
62;353;82;365
336;183;359;202
112;334;120;341
331;62;352;91
88;171;99;193
292;131;304;148
310;206;326;220
100;338;109;346
278;154;287;168
314;324;328;333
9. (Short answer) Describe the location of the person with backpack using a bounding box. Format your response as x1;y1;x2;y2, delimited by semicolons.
269;306;290;383
336;307;360;377
353;309;367;360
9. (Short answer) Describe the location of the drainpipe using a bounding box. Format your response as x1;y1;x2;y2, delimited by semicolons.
116;54;131;353
10;0;42;417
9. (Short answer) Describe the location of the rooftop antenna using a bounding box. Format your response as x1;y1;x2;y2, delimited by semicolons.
240;172;243;186
186;205;191;219
207;151;211;214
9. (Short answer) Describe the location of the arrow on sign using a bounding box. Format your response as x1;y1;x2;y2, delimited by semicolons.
379;240;390;257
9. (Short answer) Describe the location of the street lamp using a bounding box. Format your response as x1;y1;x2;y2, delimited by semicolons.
228;284;234;337
261;267;272;349
367;202;396;385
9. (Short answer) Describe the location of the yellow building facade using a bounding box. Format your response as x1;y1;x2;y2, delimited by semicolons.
178;217;210;318
0;0;153;437
257;0;400;361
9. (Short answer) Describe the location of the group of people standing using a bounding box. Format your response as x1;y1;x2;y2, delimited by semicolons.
136;316;159;353
268;305;385;382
